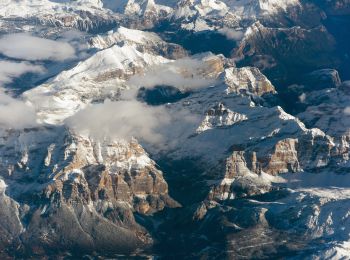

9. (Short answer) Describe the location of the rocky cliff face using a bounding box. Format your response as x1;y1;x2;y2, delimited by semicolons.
235;22;340;84
0;127;178;256
1;0;350;258
297;81;350;163
210;128;335;200
89;26;187;59
23;42;169;124
196;103;248;133
222;66;276;96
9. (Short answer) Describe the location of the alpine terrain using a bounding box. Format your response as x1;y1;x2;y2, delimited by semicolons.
0;0;350;258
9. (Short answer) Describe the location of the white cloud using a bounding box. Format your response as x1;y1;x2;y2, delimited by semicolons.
0;60;45;85
59;29;89;58
0;56;45;130
65;98;199;146
218;27;244;41
59;29;86;42
127;57;217;90
83;57;214;145
66;99;171;144
344;107;350;115
0;90;38;129
0;33;76;61
299;93;306;103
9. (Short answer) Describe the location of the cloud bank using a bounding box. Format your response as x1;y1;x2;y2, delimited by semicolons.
128;57;217;90
65;97;199;146
0;59;42;129
67;57;214;144
0;33;76;61
66;99;171;144
0;60;45;85
0;90;37;129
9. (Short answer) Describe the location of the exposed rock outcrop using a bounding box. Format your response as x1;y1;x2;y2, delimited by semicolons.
89;26;188;59
221;66;276;96
0;127;178;256
197;103;248;133
210;126;335;200
235;22;339;84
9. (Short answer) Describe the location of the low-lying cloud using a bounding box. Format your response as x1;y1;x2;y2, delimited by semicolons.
66;99;171;144
59;29;90;59
128;57;217;90
66;57;214;144
65;98;199;146
0;60;45;85
299;93;306;103
0;90;38;129
344;107;350;115
218;27;244;41
0;59;42;129
0;33;76;61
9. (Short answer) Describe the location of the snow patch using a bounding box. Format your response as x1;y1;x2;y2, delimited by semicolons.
0;179;7;194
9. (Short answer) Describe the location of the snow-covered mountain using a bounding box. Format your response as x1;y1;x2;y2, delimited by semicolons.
0;0;350;258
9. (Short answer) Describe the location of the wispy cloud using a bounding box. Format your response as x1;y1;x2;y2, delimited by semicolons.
0;60;45;85
344;107;350;115
0;33;75;61
65;99;171;144
58;29;90;59
0;57;43;129
66;56;214;145
127;57;217;90
0;90;37;129
218;27;244;41
65;97;199;146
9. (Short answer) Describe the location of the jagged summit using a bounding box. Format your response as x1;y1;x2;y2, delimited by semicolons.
0;0;350;258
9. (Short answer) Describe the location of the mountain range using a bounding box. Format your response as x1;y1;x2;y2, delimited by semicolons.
0;0;350;258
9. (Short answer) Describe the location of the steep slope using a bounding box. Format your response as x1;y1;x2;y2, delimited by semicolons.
23;43;169;124
297;81;350;163
159;84;336;198
235;22;340;84
89;26;187;58
0;126;179;256
0;27;182;257
140;62;349;259
0;0;119;32
0;1;350;258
